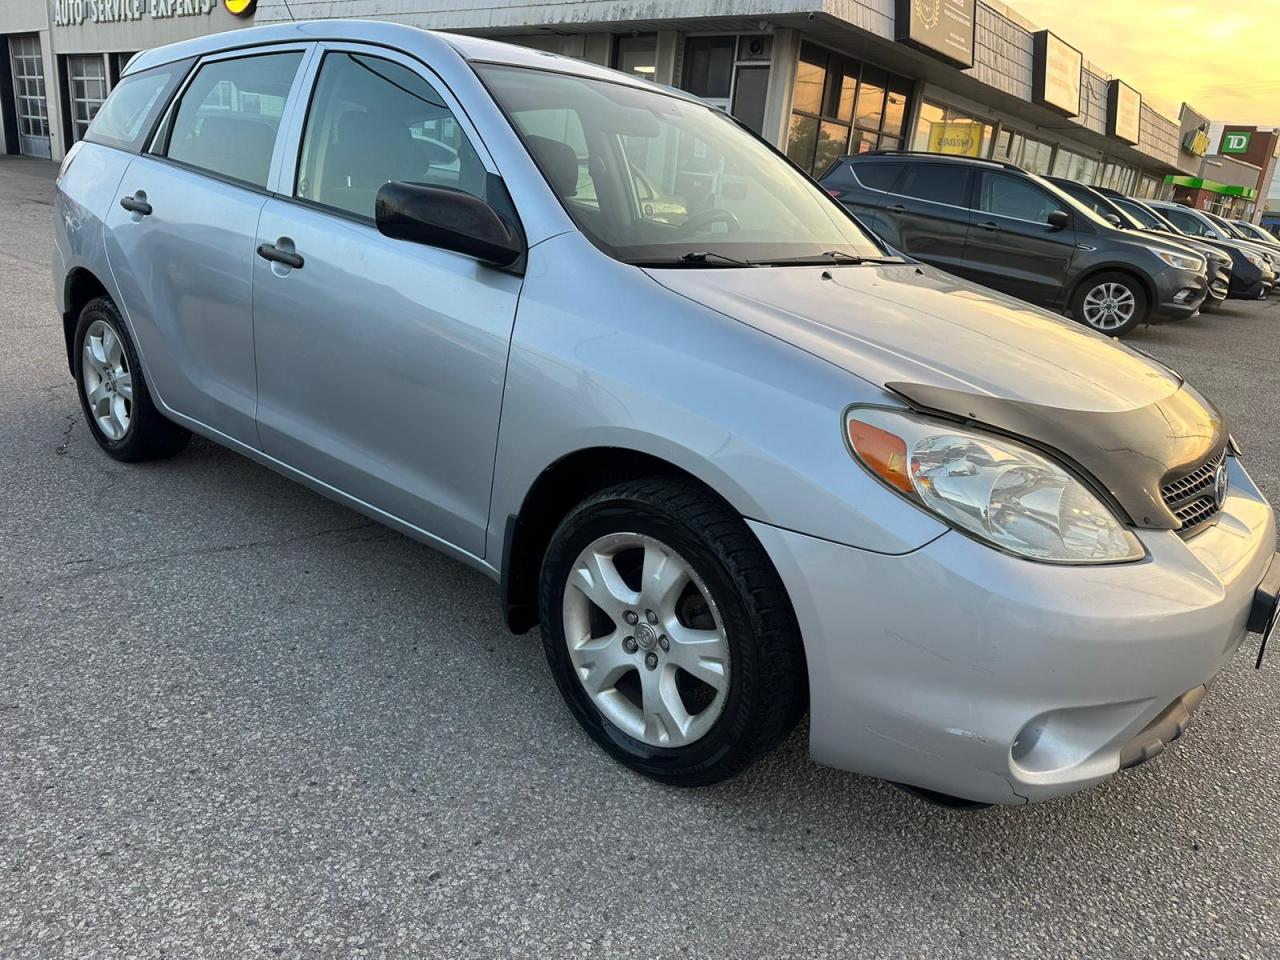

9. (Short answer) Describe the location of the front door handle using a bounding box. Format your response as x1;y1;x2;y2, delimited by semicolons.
256;242;304;270
978;221;999;232
887;203;907;213
119;193;152;216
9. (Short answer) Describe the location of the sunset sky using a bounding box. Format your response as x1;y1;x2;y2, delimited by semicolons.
1009;0;1280;126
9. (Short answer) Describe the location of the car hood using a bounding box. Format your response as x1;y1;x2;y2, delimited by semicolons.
647;261;1225;529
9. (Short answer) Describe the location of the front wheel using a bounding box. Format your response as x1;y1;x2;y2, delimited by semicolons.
1071;272;1148;336
538;477;806;785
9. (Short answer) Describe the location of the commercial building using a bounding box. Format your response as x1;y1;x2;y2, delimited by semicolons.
0;0;1201;201
0;0;256;160
1166;109;1279;221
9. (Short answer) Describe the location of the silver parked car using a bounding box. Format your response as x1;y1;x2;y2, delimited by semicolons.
53;21;1279;806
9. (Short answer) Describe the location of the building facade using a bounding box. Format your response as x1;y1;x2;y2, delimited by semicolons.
0;0;256;161
3;0;1196;202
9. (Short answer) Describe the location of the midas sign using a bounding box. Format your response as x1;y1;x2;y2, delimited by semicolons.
927;121;984;157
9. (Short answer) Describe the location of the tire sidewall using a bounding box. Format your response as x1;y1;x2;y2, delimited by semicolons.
1073;272;1147;336
540;496;760;780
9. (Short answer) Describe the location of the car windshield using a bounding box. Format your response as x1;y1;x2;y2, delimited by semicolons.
477;64;887;266
1201;209;1248;239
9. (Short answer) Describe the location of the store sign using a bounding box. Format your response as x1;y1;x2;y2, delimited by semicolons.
1183;127;1210;158
927;121;983;156
1032;30;1081;117
51;0;246;27
1107;79;1141;145
1222;131;1253;154
895;0;976;70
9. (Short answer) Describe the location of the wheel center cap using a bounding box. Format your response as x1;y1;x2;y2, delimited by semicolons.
634;623;658;651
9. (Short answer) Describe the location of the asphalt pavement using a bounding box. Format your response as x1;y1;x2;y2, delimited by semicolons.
2;154;1278;959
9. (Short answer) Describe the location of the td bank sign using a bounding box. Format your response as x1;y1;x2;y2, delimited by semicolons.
1222;131;1253;154
52;0;256;27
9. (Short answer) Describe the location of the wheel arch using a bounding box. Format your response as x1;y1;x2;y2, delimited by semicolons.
62;267;111;375
501;446;764;635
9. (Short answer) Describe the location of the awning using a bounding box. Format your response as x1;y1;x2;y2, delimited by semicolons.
1163;175;1259;200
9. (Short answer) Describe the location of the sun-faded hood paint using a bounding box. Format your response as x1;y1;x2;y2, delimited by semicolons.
647;261;1225;529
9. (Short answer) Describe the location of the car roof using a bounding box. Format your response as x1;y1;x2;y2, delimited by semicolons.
125;18;692;101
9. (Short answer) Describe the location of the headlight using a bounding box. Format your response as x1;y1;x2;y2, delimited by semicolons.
1151;248;1205;272
845;407;1145;564
1243;250;1266;269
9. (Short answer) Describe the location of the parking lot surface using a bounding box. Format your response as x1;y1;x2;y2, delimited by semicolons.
2;155;1278;959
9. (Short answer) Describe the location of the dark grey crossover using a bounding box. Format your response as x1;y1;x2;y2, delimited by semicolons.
822;153;1208;335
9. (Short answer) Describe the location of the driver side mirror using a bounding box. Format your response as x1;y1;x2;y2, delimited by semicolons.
1047;209;1071;231
1103;213;1123;228
375;181;524;270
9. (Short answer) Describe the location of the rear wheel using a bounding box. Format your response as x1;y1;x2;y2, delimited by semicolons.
73;296;190;461
538;477;806;785
1071;272;1148;336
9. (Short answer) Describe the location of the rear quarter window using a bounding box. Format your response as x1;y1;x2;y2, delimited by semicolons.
848;161;903;192
84;60;191;153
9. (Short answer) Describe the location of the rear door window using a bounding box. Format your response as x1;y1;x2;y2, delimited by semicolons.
163;51;304;189
848;161;903;192
897;164;970;206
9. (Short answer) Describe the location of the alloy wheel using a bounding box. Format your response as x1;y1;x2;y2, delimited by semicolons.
561;532;730;748
81;318;133;440
1081;282;1136;331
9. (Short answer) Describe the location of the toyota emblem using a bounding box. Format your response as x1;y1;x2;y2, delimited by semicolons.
1213;462;1229;509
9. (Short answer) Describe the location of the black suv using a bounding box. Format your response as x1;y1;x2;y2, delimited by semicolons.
821;153;1209;336
1046;176;1232;310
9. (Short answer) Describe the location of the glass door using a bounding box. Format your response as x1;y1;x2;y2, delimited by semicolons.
9;34;51;158
67;54;108;144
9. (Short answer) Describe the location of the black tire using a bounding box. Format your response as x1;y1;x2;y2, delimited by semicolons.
1070;271;1149;337
538;477;807;786
72;296;190;462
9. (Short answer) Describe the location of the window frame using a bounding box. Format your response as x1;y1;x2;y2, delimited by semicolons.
147;43;316;196
274;40;501;226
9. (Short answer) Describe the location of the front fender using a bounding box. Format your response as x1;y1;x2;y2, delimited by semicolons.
486;232;947;563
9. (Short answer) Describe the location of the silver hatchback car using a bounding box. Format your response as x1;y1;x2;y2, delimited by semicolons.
54;21;1279;806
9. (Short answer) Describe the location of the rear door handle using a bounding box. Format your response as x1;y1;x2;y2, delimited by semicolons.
256;242;304;270
119;193;152;216
978;221;999;232
887;203;907;213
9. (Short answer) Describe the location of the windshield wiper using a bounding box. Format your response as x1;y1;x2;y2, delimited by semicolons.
751;250;900;267
678;251;756;267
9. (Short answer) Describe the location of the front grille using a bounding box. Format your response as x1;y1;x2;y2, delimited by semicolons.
1160;449;1226;532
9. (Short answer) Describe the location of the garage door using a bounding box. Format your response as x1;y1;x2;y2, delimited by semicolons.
9;34;51;158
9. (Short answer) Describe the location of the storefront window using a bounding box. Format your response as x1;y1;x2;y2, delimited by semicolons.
613;35;658;79
785;42;912;175
995;128;1053;173
1134;174;1162;199
911;99;993;159
1098;160;1137;194
682;36;772;135
1051;148;1100;184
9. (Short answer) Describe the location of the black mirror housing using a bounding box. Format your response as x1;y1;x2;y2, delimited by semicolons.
375;181;524;269
1047;209;1071;230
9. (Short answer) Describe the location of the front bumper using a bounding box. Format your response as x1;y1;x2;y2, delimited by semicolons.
1150;265;1208;320
752;455;1275;805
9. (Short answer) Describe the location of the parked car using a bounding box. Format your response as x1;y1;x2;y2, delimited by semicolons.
1198;208;1280;271
1231;219;1280;248
1101;191;1277;301
1047;176;1231;311
1143;199;1278;299
53;21;1279;807
821;153;1208;336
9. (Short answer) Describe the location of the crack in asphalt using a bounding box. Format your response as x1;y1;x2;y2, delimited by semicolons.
59;520;381;575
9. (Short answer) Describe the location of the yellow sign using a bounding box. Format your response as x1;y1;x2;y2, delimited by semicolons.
927;121;983;157
224;0;256;15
